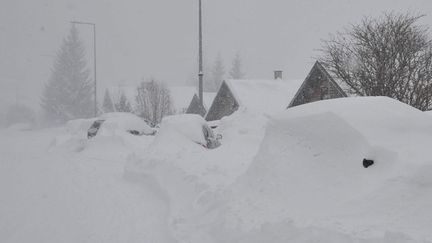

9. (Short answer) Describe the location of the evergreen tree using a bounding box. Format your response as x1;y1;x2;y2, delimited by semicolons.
102;89;115;113
209;53;225;91
229;53;245;79
115;92;132;112
41;25;94;123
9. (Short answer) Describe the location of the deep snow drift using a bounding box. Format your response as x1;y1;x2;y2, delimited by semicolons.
204;97;432;242
127;97;432;242
0;121;174;243
3;97;432;242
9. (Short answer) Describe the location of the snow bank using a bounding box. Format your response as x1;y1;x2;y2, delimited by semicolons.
98;112;154;136
156;114;208;148
54;113;154;152
209;97;432;241
66;118;96;137
124;111;269;241
0;126;171;243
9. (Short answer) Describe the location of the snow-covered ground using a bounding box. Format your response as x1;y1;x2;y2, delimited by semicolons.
0;124;174;242
2;97;432;242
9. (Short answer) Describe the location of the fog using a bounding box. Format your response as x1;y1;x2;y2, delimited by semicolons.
1;0;432;113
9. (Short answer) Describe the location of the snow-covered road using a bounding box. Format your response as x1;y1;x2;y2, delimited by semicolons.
0;127;175;243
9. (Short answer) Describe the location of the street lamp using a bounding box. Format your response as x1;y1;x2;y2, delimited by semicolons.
71;21;97;117
198;0;204;107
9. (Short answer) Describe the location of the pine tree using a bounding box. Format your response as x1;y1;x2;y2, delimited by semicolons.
115;92;132;113
41;25;94;123
102;89;115;113
229;53;245;79
209;53;225;91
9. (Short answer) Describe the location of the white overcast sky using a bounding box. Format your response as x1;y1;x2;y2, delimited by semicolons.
1;0;432;111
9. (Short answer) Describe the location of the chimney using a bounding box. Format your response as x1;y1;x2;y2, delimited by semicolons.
274;70;283;80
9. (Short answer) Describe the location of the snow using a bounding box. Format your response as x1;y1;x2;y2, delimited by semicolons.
203;92;216;109
224;79;303;115
107;85;137;104
98;112;155;135
207;97;432;241
167;86;197;113
156;114;209;147
66;112;154;138
3;96;432;242
0;126;174;243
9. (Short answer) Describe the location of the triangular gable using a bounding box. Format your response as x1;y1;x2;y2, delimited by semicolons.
288;61;347;108
186;94;207;117
205;81;240;121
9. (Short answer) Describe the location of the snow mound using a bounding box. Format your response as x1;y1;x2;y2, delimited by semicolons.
157;114;208;147
124;111;269;241
66;118;96;137
56;113;154;152
98;112;154;136
210;97;432;241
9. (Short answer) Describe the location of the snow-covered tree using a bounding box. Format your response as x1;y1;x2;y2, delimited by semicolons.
102;89;115;113
115;92;132;112
41;25;94;123
208;53;225;91
135;79;173;125
229;52;245;79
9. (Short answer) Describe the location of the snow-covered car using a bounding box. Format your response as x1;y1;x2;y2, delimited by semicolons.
159;114;221;149
87;112;156;139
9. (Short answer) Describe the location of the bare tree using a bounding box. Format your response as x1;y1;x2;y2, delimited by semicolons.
319;13;432;110
135;79;174;125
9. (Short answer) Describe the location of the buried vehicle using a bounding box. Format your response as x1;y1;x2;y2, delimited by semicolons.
159;114;221;149
87;112;156;139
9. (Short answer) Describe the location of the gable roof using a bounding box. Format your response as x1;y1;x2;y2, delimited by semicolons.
288;61;347;107
186;94;207;116
223;79;304;115
186;92;217;116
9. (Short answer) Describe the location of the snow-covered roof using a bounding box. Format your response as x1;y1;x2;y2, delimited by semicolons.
224;79;304;115
203;92;216;110
167;86;196;112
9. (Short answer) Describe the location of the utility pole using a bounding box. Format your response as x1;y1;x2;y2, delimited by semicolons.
198;0;204;106
71;21;97;117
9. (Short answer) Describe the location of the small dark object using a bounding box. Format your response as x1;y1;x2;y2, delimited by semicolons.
87;119;106;139
363;159;374;168
127;130;140;136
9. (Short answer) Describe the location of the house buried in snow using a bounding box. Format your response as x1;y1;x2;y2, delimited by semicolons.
205;61;347;121
288;61;347;107
186;92;216;117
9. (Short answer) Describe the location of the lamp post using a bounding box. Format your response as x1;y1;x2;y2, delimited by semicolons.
198;0;204;107
71;21;97;117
